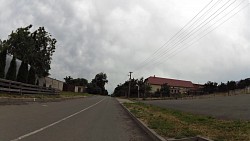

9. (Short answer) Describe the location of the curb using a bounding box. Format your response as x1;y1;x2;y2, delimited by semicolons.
119;102;167;141
119;101;213;141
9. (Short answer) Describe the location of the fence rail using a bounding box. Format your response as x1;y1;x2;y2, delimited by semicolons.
0;78;60;95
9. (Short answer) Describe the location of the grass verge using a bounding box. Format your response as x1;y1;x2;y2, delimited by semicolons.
0;91;92;99
124;102;250;141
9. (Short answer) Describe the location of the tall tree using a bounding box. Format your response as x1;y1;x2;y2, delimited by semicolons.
92;72;108;95
6;56;17;81
160;83;170;97
0;40;7;78
16;61;29;83
27;66;36;85
30;27;57;77
6;25;57;77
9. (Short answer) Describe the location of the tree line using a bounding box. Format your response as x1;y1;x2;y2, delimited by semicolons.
203;78;250;94
0;25;56;84
64;72;108;95
113;78;154;98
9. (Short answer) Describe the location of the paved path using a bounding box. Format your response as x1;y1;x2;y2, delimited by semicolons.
143;94;250;120
0;96;151;141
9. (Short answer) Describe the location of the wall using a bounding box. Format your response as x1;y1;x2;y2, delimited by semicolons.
38;77;63;91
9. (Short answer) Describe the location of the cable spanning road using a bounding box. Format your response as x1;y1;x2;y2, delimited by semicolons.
0;96;151;141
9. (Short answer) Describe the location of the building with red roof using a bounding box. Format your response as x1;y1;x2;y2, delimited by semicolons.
145;76;195;94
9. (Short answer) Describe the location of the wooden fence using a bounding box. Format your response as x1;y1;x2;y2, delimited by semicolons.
0;78;60;95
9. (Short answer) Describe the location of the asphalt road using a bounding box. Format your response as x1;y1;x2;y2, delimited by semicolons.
143;94;250;120
0;96;151;141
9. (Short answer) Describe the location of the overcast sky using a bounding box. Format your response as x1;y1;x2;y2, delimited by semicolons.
0;0;249;93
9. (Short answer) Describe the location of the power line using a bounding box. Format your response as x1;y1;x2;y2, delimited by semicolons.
139;0;249;73
134;0;246;75
134;0;215;70
136;0;236;72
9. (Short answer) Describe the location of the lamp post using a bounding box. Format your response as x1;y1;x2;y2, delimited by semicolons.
136;84;140;100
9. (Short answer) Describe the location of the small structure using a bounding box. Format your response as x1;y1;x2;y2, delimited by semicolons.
38;77;64;91
145;76;194;95
63;83;86;93
74;86;86;93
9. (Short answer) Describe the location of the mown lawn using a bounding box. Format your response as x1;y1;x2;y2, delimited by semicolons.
124;102;250;141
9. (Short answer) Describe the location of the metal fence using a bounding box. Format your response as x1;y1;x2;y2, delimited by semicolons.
0;78;60;95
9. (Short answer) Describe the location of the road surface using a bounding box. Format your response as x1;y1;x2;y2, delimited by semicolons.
0;96;151;141
143;94;250;120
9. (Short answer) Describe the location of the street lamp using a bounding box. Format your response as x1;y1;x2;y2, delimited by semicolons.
136;84;140;100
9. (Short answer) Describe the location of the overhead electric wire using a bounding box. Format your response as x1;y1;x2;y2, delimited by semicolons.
138;0;236;68
133;0;224;74
137;0;249;73
134;0;243;76
134;0;215;70
153;1;250;67
135;0;235;72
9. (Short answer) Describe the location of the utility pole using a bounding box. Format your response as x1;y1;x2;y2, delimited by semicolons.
128;72;133;98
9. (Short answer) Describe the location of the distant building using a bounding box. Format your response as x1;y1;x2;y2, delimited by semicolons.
63;83;86;93
38;77;64;91
145;76;195;95
74;86;86;93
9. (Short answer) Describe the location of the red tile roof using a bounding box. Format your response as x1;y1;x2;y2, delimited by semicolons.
146;76;194;88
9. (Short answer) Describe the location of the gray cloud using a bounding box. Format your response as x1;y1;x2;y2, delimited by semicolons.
0;0;249;93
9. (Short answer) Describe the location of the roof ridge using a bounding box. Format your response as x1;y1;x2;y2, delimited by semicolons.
149;76;192;82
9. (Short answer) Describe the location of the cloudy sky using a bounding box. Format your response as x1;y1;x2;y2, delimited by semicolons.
0;0;249;93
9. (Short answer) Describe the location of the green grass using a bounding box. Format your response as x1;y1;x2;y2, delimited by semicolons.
59;91;92;98
0;91;92;99
124;102;250;141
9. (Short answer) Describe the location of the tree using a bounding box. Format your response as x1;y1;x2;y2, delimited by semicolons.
160;83;170;97
91;72;108;95
27;66;36;85
64;76;88;86
227;81;236;91
203;81;218;94
6;25;57;77
30;27;57;77
6;56;17;81
64;76;73;84
86;82;101;94
218;82;227;92
0;40;7;78
16;61;29;83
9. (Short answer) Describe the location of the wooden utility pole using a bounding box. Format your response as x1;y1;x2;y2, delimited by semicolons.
128;72;133;98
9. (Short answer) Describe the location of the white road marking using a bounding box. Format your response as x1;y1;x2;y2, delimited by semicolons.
10;98;106;141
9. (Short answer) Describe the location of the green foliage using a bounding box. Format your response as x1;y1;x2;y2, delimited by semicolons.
0;40;7;78
6;56;17;81
160;83;170;97
203;81;218;93
27;66;36;85
88;72;108;95
64;76;88;86
86;82;102;94
227;81;236;90
16;61;28;83
125;102;250;141
6;25;57;77
113;77;152;97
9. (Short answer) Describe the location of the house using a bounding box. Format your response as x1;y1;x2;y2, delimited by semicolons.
38;77;64;91
63;83;86;93
145;76;194;94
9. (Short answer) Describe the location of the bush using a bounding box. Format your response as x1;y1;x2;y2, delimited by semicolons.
16;61;28;83
27;66;36;85
6;56;17;81
0;49;7;78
